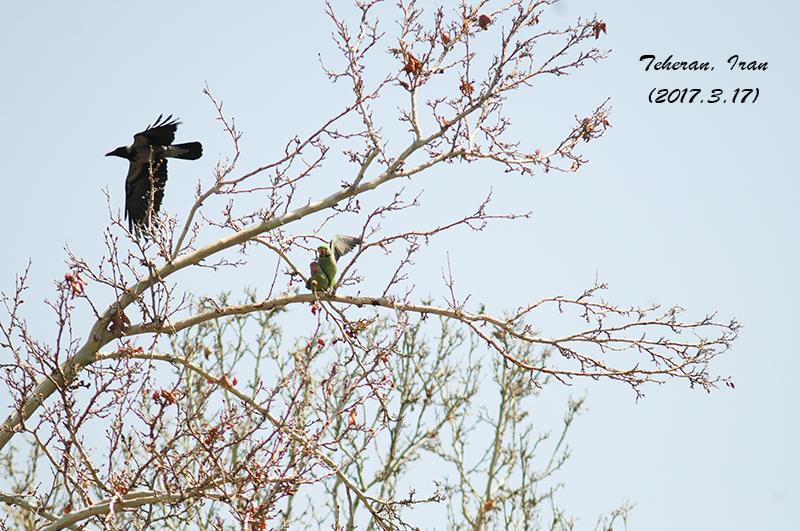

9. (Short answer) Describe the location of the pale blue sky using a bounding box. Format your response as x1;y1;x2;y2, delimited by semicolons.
1;1;798;529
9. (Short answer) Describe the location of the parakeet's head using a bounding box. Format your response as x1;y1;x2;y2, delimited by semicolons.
318;245;331;258
310;262;319;273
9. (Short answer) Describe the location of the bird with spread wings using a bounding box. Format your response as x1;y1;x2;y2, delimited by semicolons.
106;114;202;234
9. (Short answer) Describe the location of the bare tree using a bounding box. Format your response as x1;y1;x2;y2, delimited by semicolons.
0;1;737;530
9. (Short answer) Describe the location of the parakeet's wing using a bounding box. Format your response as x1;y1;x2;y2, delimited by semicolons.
330;234;362;260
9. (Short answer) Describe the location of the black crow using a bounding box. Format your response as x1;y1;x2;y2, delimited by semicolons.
106;114;202;233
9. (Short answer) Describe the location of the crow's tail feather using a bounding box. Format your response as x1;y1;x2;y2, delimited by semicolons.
167;142;203;160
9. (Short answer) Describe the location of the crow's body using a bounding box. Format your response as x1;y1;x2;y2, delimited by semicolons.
106;115;202;232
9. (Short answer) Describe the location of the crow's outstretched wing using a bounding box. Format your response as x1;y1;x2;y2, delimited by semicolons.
133;114;181;148
124;155;169;231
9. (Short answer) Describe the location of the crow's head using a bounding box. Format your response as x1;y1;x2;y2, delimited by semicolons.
105;146;132;159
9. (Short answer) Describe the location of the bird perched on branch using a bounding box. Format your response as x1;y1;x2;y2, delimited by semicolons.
306;261;330;292
316;235;361;288
106;114;202;233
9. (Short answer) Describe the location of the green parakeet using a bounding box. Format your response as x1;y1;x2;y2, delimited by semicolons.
317;234;361;287
305;261;330;292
